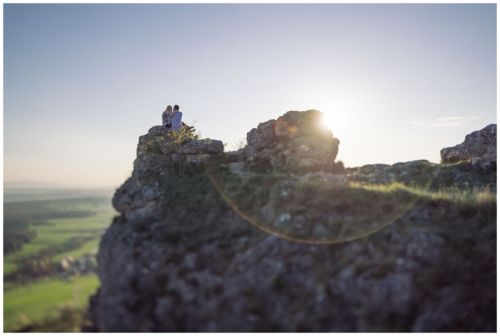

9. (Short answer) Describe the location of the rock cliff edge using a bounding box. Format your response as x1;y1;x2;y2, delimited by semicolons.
86;111;496;332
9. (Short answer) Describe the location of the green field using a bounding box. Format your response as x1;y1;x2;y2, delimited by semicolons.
4;209;115;275
4;261;17;275
52;239;100;263
4;275;100;331
4;190;116;331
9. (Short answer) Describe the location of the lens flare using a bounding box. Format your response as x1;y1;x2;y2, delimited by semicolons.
204;159;439;245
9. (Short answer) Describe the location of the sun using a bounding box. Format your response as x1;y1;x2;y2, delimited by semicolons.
316;108;348;142
320;112;335;131
300;89;354;142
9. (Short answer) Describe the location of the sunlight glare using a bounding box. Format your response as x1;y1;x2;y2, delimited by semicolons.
314;103;351;144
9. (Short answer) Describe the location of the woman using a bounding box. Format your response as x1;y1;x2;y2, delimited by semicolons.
162;105;173;129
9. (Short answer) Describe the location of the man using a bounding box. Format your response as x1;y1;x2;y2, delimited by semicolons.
171;105;183;131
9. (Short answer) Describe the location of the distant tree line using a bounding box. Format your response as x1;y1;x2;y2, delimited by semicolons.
33;210;97;220
4;210;96;255
5;230;102;283
4;218;37;255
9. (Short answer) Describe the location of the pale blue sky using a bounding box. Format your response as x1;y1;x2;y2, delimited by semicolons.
4;4;496;187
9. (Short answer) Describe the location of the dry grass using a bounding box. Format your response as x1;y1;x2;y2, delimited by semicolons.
351;181;496;205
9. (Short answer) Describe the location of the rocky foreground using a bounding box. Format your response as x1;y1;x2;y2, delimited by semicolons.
86;111;496;332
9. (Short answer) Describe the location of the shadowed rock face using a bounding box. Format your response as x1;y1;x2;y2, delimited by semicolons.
113;127;224;222
441;124;496;164
86;113;496;332
245;110;340;173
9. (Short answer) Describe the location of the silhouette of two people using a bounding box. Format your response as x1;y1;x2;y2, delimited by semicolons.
162;105;183;131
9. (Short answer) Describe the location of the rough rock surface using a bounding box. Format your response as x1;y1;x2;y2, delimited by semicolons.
348;124;497;191
441;124;496;164
114;126;223;222
347;159;496;191
86;113;496;332
244;110;340;173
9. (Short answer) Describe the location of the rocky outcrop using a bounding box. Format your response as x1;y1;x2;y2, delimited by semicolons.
347;159;496;191
86;113;496;332
137;125;223;160
347;125;497;191
441;124;496;164
245;110;340;173
113;126;223;222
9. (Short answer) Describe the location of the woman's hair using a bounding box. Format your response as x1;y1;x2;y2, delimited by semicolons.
166;105;172;112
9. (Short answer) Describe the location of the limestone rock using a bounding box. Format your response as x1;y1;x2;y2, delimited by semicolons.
86;111;495;332
347;159;496;191
245;110;340;174
177;139;224;155
274;110;325;139
441;124;496;164
246;119;276;151
115;127;224;221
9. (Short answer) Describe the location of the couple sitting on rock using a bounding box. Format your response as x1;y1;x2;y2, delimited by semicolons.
162;105;183;131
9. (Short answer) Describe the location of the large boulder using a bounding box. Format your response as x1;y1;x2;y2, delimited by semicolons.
274;110;325;138
245;110;340;174
441;124;496;164
246;120;277;152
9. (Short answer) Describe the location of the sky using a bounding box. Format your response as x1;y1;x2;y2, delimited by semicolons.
4;4;497;188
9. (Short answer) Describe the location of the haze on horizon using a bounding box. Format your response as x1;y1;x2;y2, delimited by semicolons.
4;4;496;187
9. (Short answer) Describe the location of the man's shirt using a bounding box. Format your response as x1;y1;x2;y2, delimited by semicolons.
172;111;183;130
